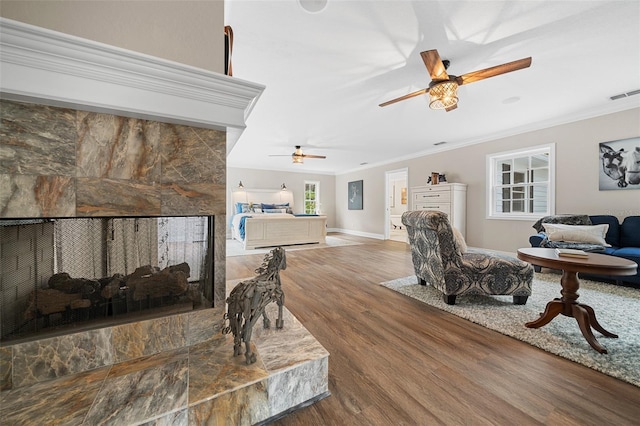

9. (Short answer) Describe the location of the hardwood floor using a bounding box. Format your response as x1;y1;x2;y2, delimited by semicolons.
226;234;640;425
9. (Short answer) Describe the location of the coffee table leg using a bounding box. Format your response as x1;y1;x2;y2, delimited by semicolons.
572;304;608;354
580;303;618;338
525;299;563;328
527;270;617;353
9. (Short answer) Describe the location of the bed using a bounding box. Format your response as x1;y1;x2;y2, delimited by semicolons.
230;189;327;250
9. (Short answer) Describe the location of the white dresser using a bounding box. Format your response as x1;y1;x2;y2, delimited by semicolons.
410;183;467;237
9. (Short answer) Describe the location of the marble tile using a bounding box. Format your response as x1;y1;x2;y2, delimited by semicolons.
76;112;161;182
213;214;227;307
214;214;227;262
112;314;188;363
160;182;225;216
268;357;329;416
0;346;12;390
107;346;188;378
160;125;225;185
141;408;188;425
76;177;161;216
0;301;329;425
11;328;113;388
0;366;110;425
187;307;225;346
0;174;75;218
253;304;330;373
188;334;269;405
84;348;189;425
0;100;76;176
188;379;270;426
214;259;227;308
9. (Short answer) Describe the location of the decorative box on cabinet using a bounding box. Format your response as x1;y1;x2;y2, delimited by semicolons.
411;183;467;238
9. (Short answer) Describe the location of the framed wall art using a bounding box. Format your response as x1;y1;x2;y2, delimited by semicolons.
599;137;640;190
348;180;363;210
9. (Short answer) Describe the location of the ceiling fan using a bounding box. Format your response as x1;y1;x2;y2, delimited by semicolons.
269;145;327;164
379;49;532;111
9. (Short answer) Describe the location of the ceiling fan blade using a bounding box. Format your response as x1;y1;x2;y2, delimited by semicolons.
271;145;325;161
379;88;429;107
456;57;532;85
421;50;449;81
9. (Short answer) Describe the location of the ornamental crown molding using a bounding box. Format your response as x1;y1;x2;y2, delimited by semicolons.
0;18;265;152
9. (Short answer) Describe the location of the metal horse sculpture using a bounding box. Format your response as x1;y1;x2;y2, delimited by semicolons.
600;143;640;187
223;247;286;364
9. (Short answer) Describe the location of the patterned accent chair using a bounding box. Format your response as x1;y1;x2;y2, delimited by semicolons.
402;210;533;305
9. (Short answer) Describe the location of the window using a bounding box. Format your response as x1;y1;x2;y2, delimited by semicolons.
486;144;555;220
304;181;320;214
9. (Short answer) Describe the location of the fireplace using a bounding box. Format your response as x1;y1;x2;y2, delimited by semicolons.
0;94;232;345
0;20;329;425
0;216;215;343
0;15;265;382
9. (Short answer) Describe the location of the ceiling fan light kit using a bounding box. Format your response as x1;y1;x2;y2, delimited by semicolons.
429;81;459;110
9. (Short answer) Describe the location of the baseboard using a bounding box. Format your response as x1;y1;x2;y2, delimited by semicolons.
328;228;384;240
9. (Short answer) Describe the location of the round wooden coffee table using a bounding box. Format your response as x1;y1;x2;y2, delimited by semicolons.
517;248;637;354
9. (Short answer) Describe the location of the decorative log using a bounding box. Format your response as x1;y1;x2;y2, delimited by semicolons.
100;275;126;299
168;262;190;278
48;273;101;297
70;299;92;309
24;288;84;320
128;266;189;301
26;262;192;322
187;282;203;306
128;265;159;279
48;272;72;289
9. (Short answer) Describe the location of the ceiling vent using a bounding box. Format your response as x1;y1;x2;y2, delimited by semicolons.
610;89;640;101
434;141;447;146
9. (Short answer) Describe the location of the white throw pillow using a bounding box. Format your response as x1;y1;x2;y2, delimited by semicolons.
542;223;610;246
451;227;467;253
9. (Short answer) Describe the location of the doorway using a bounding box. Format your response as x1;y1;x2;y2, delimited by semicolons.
385;168;408;242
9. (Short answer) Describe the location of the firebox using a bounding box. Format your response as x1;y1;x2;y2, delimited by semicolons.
0;216;214;343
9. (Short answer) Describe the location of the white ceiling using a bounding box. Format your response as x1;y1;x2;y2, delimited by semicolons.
225;0;640;175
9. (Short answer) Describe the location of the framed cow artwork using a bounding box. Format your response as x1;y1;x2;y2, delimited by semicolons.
348;180;363;210
599;137;640;190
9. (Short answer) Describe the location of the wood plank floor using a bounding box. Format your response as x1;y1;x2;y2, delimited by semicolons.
226;234;640;425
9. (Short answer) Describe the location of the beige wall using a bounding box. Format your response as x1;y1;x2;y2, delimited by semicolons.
0;0;224;73
227;167;337;228
337;108;640;252
336;167;387;238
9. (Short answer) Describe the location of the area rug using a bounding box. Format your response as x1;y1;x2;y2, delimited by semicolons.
226;235;362;257
380;272;640;387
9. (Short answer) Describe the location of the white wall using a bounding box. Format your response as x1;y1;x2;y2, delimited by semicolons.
0;0;224;73
336;108;640;252
227;167;336;228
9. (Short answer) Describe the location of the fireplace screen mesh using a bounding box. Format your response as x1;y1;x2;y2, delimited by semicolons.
0;217;213;342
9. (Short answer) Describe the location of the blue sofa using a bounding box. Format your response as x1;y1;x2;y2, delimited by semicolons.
529;215;640;285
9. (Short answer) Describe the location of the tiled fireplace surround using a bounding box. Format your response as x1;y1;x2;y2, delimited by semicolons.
0;19;328;424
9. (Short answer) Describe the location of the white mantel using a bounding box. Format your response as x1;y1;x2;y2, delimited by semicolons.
0;17;265;153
